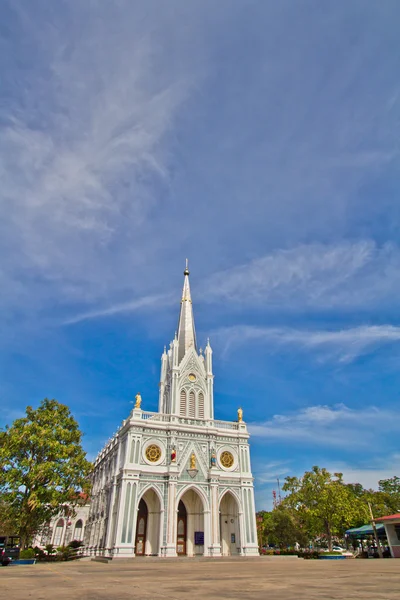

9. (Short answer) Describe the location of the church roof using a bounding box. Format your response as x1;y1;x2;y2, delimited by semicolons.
177;260;197;363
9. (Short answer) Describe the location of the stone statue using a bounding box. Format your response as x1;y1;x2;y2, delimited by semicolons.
237;407;243;422
135;393;142;409
171;446;176;463
211;450;217;467
190;451;196;469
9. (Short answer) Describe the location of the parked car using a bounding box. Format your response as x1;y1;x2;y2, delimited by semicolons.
0;541;20;566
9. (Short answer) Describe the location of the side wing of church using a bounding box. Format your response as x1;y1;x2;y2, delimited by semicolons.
85;264;259;557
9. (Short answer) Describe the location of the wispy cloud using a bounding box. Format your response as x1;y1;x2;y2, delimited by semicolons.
213;324;400;363
249;404;399;447
64;293;175;325
206;241;400;311
0;4;191;316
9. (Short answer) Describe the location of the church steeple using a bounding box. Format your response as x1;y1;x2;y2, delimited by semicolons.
177;259;197;363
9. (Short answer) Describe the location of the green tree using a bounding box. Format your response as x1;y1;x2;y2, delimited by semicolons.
378;476;400;514
282;466;368;550
0;399;91;548
266;506;308;549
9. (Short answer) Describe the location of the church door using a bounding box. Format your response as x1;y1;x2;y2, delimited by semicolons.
176;500;187;556
135;499;148;556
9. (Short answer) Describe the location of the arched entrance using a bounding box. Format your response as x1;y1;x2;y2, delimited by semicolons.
219;492;241;555
135;488;162;556
177;488;205;556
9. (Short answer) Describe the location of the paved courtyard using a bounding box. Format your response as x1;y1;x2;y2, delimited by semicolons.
1;557;399;600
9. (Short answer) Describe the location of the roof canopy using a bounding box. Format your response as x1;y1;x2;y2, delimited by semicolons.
345;523;386;537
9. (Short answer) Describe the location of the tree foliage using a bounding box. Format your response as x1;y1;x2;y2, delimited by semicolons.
0;399;91;547
282;466;369;550
378;476;400;514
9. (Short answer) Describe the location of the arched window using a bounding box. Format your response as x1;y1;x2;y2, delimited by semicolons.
180;389;187;416
53;518;64;546
197;392;204;419
74;519;83;541
188;391;195;418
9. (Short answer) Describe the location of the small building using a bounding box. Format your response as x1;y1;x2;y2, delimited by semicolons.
32;494;90;548
375;514;400;558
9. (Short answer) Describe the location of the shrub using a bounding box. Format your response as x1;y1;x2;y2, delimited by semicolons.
20;548;35;559
34;546;45;559
68;540;84;549
57;546;72;560
45;543;55;555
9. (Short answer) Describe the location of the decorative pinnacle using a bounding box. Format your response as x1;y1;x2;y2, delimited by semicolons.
184;258;189;276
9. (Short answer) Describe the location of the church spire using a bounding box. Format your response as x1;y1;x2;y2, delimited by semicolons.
177;259;197;363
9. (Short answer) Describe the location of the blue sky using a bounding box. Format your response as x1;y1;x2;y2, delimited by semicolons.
1;0;400;509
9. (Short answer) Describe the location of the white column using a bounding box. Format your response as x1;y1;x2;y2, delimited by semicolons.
163;479;177;556
105;483;117;549
209;482;221;556
113;479;135;557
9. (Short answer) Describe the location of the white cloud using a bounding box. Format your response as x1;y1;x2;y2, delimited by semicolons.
248;403;399;447
213;324;400;363
206;241;400;311
326;455;400;490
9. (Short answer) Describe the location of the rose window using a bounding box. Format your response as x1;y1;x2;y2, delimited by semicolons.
220;451;234;468
145;444;162;463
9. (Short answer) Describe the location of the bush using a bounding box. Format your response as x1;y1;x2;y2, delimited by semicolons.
68;540;84;549
45;543;56;555
298;551;320;560
20;548;35;559
34;546;45;559
57;545;72;560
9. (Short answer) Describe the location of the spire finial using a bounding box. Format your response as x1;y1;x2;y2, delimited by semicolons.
184;258;189;276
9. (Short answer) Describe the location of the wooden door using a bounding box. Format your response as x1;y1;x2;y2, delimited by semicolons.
135;499;148;556
176;500;187;555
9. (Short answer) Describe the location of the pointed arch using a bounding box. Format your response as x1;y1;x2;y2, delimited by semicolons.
74;519;84;541
176;484;210;512
53;518;64;546
219;487;242;508
219;490;241;555
137;484;165;512
135;485;163;556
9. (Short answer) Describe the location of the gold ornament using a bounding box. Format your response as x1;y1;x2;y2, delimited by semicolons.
135;393;142;409
220;451;234;468
145;444;161;462
190;451;196;469
237;407;243;422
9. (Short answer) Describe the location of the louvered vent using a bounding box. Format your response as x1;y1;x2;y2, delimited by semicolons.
198;392;205;419
180;389;187;416
188;391;195;418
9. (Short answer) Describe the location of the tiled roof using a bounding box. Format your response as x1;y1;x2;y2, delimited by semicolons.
375;513;400;522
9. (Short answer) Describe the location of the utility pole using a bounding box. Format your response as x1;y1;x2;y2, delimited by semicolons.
277;478;282;504
368;503;383;559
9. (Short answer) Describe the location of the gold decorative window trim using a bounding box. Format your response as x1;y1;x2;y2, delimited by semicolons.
220;451;234;469
145;444;162;463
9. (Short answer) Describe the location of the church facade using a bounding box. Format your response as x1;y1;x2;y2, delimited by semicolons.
85;264;258;557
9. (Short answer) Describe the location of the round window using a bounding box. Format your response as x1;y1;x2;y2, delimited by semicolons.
220;451;234;468
145;444;162;463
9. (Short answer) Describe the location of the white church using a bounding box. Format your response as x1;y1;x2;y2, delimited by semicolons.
85;264;259;557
